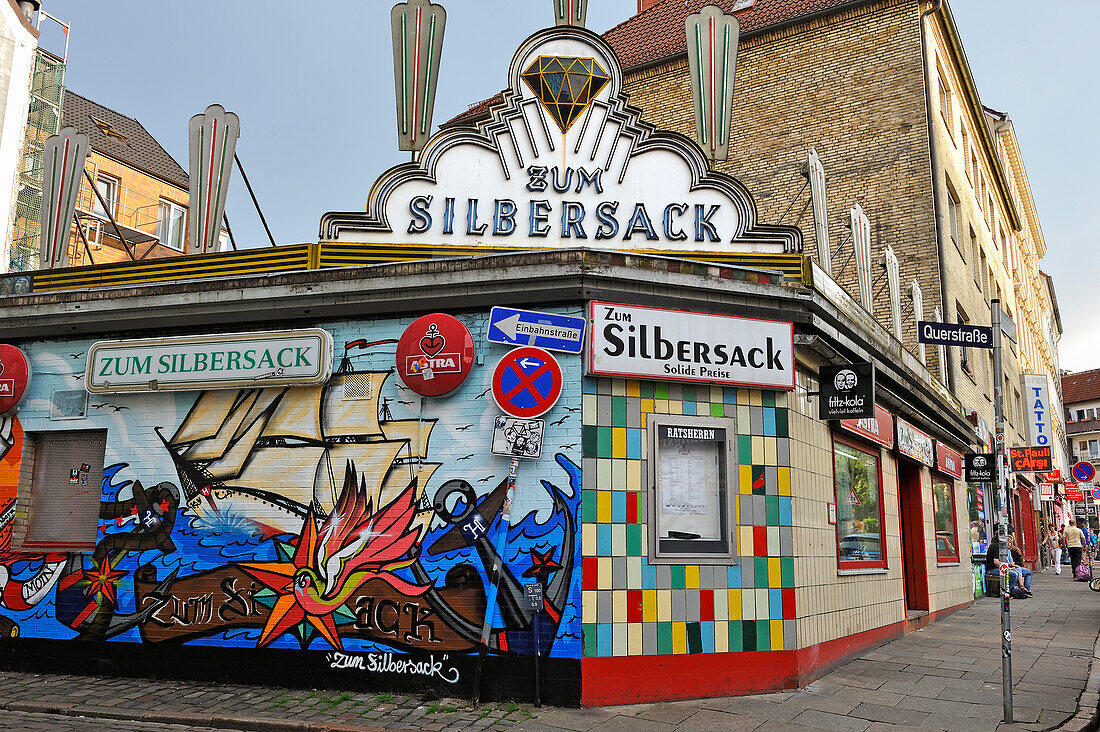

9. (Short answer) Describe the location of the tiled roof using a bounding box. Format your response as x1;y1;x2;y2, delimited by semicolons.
62;90;188;189
1062;369;1100;406
448;0;859;125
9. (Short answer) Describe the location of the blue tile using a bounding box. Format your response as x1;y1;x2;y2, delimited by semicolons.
642;560;657;590
726;564;741;589
597;622;613;656
582;377;598;395
627;428;642;460
779;496;792;526
700;620;715;653
769;588;783;619
724;388;737;404
763;408;776;437
611;492;627;523
597;524;613;553
682;401;696;415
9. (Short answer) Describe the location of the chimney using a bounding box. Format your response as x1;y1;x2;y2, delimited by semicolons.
638;0;662;13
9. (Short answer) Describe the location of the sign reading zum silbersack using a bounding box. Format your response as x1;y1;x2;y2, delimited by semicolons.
587;302;794;389
86;329;334;393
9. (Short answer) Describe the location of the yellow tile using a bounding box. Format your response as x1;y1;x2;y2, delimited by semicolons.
778;467;791;496
597;491;612;523
685;565;700;589
583;590;596;623
770;619;784;650
739;465;752;494
654;399;668;413
611;379;626;396
714;618;729;653
582;524;596;555
669;400;683;415
626;380;640;398
752;436;765;464
613;589;627;623
627;461;641;492
597;557;613;590
582;394;598;424
612;428;627;458
629;622;643;655
612;524;627;556
749;390;763;407
642;589;657;622
727;589;741;620
737;389;749;404
657;589;672;622
740;527;753;557
672;622;687;654
765;438;777;465
768;557;782;587
641;398;654;414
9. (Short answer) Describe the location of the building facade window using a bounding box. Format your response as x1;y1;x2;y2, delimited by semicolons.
157;199;187;251
932;476;960;563
832;435;886;570
647;415;737;564
92;174;118;219
19;430;107;551
946;180;960;248
937;70;952;136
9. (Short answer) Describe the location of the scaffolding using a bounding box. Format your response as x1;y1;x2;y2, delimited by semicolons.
10;27;66;272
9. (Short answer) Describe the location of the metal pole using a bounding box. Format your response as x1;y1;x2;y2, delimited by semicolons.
83;170;135;261
533;589;542;708
233;154;277;248
992;298;1013;723
472;457;520;705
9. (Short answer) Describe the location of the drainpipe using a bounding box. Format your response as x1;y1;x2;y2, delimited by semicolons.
920;0;950;392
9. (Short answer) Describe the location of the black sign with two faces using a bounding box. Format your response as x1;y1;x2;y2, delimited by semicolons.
965;452;996;483
818;363;875;420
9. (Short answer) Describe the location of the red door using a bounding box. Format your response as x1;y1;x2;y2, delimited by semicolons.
897;460;929;612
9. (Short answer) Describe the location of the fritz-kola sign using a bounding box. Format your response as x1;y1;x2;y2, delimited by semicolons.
320;26;800;256
587;302;794;390
87;329;334;393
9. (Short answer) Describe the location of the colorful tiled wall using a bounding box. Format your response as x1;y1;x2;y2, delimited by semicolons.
580;378;796;659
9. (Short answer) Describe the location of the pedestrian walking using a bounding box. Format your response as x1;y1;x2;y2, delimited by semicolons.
1065;518;1086;576
1050;523;1062;574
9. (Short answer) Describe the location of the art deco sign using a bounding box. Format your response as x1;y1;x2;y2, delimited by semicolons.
587;301;794;390
86;329;333;393
321;26;800;256
895;417;934;467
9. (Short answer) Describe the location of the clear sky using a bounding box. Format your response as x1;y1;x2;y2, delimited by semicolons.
36;0;1097;372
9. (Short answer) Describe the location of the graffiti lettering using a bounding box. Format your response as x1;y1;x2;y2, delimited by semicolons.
217;577;262;622
151;593;215;628
326;651;460;684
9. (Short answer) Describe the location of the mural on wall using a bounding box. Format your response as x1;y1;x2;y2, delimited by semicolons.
0;313;582;673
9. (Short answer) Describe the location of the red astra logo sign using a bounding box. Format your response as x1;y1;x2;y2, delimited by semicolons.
394;314;475;397
0;345;30;414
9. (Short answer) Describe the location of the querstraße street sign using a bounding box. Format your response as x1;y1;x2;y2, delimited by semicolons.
917;321;993;348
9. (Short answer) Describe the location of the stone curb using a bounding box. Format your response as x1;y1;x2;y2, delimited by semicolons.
1051;621;1100;732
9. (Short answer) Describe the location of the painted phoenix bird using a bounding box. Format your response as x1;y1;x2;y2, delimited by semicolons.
237;462;431;649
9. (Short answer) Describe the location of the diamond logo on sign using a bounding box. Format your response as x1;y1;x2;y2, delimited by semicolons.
521;55;610;132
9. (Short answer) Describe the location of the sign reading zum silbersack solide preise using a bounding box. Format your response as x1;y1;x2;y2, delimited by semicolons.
86;329;334;393
588;302;794;390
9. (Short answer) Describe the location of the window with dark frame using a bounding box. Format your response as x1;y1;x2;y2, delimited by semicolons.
832;435;886;570
647;415;736;564
932;476;960;563
20;430;107;551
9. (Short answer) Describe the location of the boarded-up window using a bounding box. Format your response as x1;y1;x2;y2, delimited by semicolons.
22;430;106;550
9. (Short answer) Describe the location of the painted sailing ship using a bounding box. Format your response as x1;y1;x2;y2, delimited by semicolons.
158;353;439;537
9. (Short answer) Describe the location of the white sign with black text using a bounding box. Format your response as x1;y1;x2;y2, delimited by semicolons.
818;362;875;419
587;302;794;389
491;416;545;459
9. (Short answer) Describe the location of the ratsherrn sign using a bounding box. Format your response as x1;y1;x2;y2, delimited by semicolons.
87;329;334;393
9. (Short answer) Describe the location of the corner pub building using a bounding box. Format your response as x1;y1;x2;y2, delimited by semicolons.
0;22;976;706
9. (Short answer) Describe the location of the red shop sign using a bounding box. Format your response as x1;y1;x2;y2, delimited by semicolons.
838;404;893;449
935;442;964;480
0;345;30;414
1064;484;1085;502
395;314;475;397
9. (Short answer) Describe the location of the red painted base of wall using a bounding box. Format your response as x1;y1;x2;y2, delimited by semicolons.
581;600;971;706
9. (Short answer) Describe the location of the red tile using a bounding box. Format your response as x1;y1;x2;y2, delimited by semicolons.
699;589;714;621
627;589;643;623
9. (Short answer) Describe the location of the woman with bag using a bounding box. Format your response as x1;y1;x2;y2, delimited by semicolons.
1050;524;1062;575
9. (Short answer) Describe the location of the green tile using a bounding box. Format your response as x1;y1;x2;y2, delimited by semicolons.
756;619;771;651
657;622;672;655
583;623;597;657
681;385;696;402
761;391;775;407
755;557;769;588
738;435;752;465
728;621;743;652
626;523;642;555
655;382;668;399
742;620;756;652
582;425;598;457
670;565;686;589
639;381;654;398
775;409;788;438
765;496;779;526
611;396;627;427
687;622;703;654
582;489;597;523
597;427;612;457
710;402;724;417
781;557;794;587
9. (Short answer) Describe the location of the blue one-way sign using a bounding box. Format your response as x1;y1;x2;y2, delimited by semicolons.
487;307;585;354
